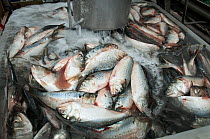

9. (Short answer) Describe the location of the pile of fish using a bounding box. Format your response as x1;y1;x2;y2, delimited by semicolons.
4;2;210;139
126;3;185;51
7;24;64;59
6;39;158;138
160;45;210;129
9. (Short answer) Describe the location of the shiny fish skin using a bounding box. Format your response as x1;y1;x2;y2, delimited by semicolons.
129;13;134;22
130;8;140;22
31;90;96;109
85;43;118;65
32;65;79;91
109;56;133;96
64;53;84;80
166;76;210;97
25;27;40;38
12;113;33;139
95;88;113;109
31;65;58;91
81;49;127;77
34;122;51;139
125;36;160;52
8;26;26;58
75;117;151;139
131;62;150;115
158;22;168;36
115;86;133;112
177;96;210;117
21;34;58;58
79;70;112;93
141;8;156;16
166;30;179;44
52;56;72;72
24;28;54;47
57;102;130;128
131;5;141;14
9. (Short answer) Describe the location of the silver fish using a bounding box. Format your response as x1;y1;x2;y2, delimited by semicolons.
25;27;40;38
158;22;168;36
115;86;133;112
21;34;62;59
131;62;151;116
129;13;134;22
166;76;210;97
31;90;96;109
34;122;51;139
13;113;33;139
85;43;118;65
130;8;140;22
94;87;113;109
144;14;161;24
80;48;127;78
41;107;61;129
109;56;133;96
79;70;112;93
166;30;179;44
24;29;54;48
177;96;210;117
8;26;26;58
57;101;130;128
125;36;160;52
75;117;151;139
141;8;156;16
131;5;141;14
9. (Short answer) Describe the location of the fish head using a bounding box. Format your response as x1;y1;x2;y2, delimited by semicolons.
79;79;94;92
57;102;78;122
13;113;33;136
110;83;123;96
166;79;190;97
73;53;84;67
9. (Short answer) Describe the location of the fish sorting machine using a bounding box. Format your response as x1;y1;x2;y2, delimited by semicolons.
0;0;210;139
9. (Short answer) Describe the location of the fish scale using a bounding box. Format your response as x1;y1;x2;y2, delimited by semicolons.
81;48;127;77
